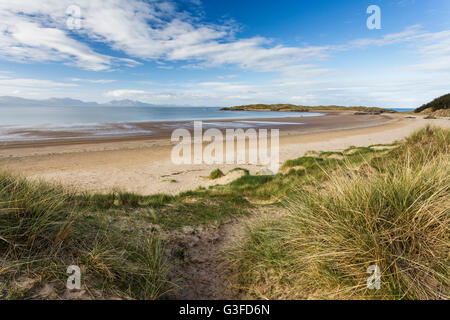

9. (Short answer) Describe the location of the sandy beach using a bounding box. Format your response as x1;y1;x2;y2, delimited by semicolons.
0;112;448;195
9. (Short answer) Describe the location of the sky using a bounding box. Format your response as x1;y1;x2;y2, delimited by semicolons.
0;0;449;108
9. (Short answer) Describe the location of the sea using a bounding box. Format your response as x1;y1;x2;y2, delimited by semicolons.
388;108;415;112
0;105;414;142
0;105;322;141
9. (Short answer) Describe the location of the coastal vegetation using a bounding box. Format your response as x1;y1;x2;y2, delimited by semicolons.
415;93;450;117
227;125;449;299
0;177;170;299
209;169;225;180
0;126;448;299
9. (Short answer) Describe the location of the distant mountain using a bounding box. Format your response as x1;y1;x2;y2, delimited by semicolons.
0;96;154;107
103;99;154;107
44;98;100;107
0;96;49;107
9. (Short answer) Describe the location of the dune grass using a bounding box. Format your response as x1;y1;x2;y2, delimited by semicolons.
78;188;251;230
228;143;395;201
0;175;170;299
226;126;449;300
0;172;253;299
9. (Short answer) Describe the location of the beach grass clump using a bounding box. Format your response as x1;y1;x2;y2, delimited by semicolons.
371;125;449;172
226;126;450;300
397;125;449;161
0;173;170;300
0;173;75;250
73;219;169;300
209;169;225;180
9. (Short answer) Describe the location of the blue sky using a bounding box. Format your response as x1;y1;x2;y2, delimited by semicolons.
0;0;449;107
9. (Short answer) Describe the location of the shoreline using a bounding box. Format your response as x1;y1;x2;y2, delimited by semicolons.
0;110;324;144
0;113;448;195
0;111;384;149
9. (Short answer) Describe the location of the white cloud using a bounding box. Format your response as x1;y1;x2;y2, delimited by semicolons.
217;74;238;80
0;1;138;70
349;25;450;72
105;89;148;98
71;78;116;84
408;30;450;71
0;0;330;72
1;1;449;76
349;25;425;47
0;78;77;88
0;77;80;98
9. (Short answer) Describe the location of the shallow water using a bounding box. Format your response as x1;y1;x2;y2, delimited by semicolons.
0;105;322;141
0;105;321;126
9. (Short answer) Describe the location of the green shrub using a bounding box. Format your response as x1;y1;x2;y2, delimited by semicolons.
415;93;450;113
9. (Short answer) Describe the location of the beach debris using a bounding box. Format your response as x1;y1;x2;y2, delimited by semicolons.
62;288;89;300
14;276;40;294
36;283;59;299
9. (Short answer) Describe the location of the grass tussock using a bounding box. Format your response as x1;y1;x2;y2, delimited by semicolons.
0;175;75;250
0;174;170;300
227;126;450;300
0;171;253;299
209;169;225;180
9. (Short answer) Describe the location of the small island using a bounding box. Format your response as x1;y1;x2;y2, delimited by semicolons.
220;104;397;114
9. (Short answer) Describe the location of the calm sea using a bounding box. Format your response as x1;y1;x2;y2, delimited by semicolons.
388;108;415;112
0;105;322;127
0;105;322;141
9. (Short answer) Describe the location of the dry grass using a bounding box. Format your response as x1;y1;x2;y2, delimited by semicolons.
0;174;170;299
226;126;450;300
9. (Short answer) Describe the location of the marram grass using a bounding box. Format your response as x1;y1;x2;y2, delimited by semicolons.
0;173;170;299
226;126;449;300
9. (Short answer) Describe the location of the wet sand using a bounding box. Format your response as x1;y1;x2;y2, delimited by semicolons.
0;112;385;148
0;112;448;195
